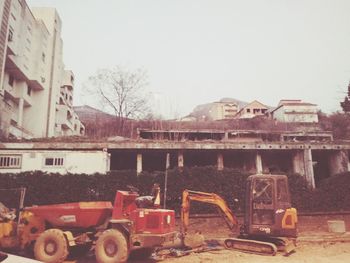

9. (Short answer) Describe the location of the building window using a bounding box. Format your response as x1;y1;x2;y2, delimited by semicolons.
44;157;64;167
42;53;45;62
8;29;14;42
27;86;32;96
246;109;251;113
0;155;22;169
8;75;14;87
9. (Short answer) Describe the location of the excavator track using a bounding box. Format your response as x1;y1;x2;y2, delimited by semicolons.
224;238;278;256
255;236;297;254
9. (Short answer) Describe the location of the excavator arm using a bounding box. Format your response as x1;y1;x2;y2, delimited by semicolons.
181;189;238;234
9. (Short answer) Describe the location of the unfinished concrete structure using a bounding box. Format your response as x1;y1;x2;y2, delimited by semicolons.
0;128;349;189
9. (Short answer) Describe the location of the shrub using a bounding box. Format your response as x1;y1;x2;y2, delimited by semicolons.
0;168;348;214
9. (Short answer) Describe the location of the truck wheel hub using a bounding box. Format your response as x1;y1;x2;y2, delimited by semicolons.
105;240;117;257
45;240;57;255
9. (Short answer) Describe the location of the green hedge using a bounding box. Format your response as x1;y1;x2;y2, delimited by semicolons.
0;168;349;214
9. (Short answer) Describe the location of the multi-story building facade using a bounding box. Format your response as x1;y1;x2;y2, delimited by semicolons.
0;1;84;138
269;99;319;123
191;99;241;121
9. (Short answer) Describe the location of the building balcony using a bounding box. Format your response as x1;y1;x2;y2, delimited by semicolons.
4;88;32;107
5;55;28;82
8;121;34;139
56;104;74;131
5;55;44;91
60;87;73;107
7;41;15;56
62;70;74;90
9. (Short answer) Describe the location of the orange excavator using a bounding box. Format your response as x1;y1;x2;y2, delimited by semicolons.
181;174;298;255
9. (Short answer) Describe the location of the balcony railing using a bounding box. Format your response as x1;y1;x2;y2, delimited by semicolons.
9;122;34;139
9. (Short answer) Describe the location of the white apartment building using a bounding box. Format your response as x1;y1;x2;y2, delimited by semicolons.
191;101;239;121
269;100;319;123
0;0;84;139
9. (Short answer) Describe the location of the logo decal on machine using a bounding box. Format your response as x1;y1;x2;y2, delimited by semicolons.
60;215;76;223
259;227;271;234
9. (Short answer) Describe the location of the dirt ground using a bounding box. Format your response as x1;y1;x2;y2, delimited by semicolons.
154;214;350;263
65;214;350;263
158;242;350;263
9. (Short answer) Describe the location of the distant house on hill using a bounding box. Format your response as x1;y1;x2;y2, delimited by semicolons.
189;98;247;121
235;100;269;119
268;100;319;123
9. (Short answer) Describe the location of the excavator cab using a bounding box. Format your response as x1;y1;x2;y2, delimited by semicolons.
244;174;297;238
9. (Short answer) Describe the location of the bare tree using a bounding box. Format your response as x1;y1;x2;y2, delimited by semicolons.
85;66;150;135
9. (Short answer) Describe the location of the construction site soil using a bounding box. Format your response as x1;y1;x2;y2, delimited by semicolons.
64;214;350;263
158;214;350;263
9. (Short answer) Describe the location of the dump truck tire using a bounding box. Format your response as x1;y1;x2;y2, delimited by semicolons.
34;229;68;263
95;229;128;263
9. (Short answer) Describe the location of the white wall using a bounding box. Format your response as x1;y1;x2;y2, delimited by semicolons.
273;104;318;123
272;107;286;122
0;150;110;174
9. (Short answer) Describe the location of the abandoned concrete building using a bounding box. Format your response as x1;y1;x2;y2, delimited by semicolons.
0;128;348;190
269;100;319;123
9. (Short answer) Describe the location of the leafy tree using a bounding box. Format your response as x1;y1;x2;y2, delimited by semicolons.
340;81;350;112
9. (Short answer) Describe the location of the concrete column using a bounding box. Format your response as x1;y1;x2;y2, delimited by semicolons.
18;98;24;126
136;153;142;175
217;153;224;171
304;149;315;189
255;152;263;174
328;150;349;176
224;132;229;141
292;150;306;175
178;151;184;168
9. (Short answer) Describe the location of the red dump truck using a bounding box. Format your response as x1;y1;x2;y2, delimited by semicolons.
1;189;177;263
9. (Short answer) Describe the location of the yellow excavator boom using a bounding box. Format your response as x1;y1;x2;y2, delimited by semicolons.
181;189;238;234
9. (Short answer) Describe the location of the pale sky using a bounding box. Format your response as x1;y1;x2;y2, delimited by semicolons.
27;0;350;118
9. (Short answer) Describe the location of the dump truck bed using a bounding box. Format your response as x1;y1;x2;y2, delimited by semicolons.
25;202;113;228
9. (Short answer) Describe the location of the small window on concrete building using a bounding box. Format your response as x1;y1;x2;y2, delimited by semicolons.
247;109;251;113
8;29;14;42
8;75;14;86
44;157;64;167
0;155;22;169
42;52;45;62
27;86;32;96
